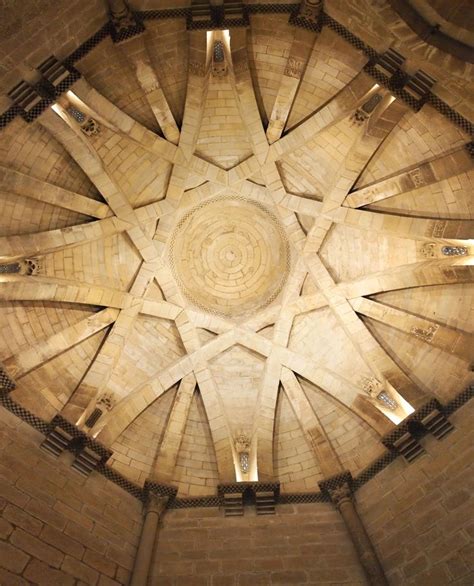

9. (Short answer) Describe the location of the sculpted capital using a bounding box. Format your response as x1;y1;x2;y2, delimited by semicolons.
146;494;169;516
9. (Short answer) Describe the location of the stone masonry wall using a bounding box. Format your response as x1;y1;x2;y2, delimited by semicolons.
151;400;474;586
1;398;472;585
0;407;142;585
357;399;474;585
151;503;367;585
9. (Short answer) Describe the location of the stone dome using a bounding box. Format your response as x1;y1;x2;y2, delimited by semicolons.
0;0;472;499
169;196;290;317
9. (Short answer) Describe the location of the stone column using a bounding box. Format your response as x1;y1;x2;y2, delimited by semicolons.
330;482;388;586
130;494;168;586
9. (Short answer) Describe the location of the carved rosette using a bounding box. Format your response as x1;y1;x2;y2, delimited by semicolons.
351;109;369;125
234;432;251;474
97;392;116;411
410;324;439;343
234;432;251;454
360;376;384;398
284;58;304;79
420;242;437;258
21;258;40;275
81;118;101;137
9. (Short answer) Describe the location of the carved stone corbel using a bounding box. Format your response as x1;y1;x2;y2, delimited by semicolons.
108;0;145;43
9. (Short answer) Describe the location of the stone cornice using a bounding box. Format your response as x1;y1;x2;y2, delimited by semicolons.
0;383;472;508
0;4;472;135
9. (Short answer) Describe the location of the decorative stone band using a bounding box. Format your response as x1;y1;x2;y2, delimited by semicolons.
320;11;377;60
143;479;178;503
0;394;49;433
96;465;142;499
466;141;474;158
6;91;53;124
0;386;472;507
166;491;330;508
321;13;471;132
218;481;281;495
0;367;16;394
278;492;330;504
351;451;399;491
170;495;221;509
0;6;471;135
444;383;474;415
63;22;113;69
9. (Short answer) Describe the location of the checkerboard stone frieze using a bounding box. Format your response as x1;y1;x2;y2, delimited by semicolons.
352;451;398;490
0;395;50;434
0;367;16;394
144;479;179;502
0;387;471;507
0;5;471;134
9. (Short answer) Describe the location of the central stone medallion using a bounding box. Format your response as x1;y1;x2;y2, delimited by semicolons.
169;196;290;317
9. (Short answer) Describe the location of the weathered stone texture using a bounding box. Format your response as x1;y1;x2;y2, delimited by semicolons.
357;400;474;585
0;407;142;585
152;503;367;584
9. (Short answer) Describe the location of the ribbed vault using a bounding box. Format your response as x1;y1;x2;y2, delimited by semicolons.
0;0;473;498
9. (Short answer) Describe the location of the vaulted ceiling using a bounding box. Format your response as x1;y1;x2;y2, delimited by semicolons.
0;0;473;497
